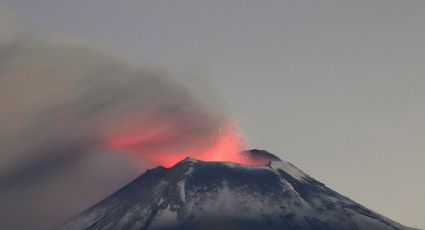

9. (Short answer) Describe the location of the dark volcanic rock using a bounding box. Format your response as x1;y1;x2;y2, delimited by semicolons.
60;150;413;230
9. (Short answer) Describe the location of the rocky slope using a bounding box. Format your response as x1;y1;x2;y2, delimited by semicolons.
60;150;414;230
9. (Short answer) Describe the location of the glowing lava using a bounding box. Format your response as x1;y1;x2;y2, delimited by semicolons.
104;121;260;167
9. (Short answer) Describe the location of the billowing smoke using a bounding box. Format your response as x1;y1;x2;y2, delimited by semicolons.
0;17;248;229
0;37;231;169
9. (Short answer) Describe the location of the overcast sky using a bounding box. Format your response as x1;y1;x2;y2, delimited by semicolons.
2;0;425;228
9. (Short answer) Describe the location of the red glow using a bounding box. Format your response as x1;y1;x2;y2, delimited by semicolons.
104;120;262;167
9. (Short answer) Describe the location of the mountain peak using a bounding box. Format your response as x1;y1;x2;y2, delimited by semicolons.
180;157;199;163
246;149;282;160
61;150;413;230
245;149;282;163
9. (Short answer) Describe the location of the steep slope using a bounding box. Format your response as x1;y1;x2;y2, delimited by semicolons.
61;150;413;230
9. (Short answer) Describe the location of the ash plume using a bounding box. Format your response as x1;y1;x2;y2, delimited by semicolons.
0;16;236;229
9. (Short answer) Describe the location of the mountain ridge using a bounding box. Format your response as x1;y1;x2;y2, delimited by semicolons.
60;150;416;230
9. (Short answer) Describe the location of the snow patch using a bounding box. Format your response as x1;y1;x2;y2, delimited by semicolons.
184;167;194;176
270;161;308;181
177;180;186;202
151;204;178;228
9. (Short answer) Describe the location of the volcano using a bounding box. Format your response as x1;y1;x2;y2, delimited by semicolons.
60;150;414;230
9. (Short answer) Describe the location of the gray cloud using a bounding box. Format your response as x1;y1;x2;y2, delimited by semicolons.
0;21;228;229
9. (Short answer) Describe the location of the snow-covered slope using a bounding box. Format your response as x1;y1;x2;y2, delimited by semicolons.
60;150;414;230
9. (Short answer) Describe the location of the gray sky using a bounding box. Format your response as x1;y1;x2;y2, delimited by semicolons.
2;0;425;228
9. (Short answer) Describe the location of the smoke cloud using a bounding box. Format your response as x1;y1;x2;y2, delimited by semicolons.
0;16;241;229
